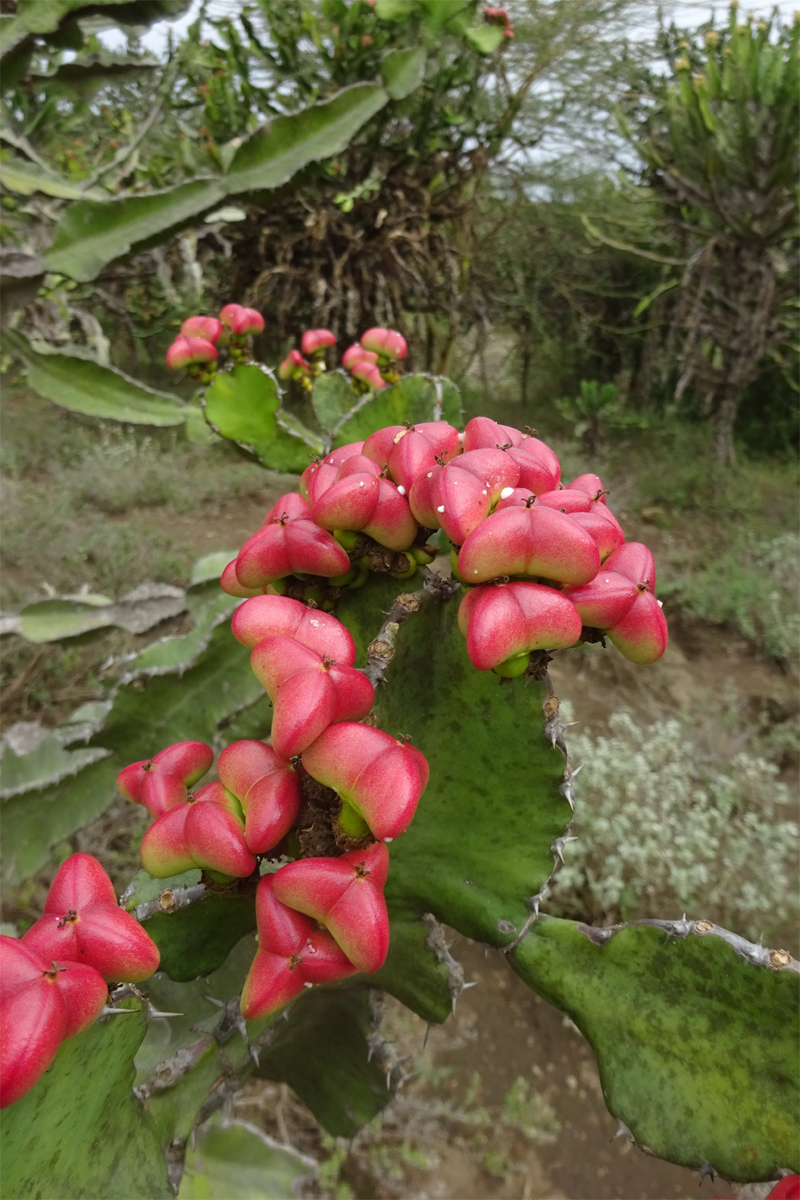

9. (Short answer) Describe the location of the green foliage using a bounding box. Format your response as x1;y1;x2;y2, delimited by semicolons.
178;1116;313;1200
512;917;800;1180
204;364;320;470
0;997;172;1200
555;378;646;453
332;374;462;446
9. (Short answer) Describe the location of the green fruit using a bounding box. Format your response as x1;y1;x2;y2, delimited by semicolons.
389;554;417;580
333;529;361;551
337;800;371;839
493;652;531;679
411;544;438;566
329;567;360;587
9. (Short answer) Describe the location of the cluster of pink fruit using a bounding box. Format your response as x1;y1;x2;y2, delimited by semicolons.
278;326;408;393
116;594;428;1021
0;854;160;1108
219;414;667;673
165;303;265;379
483;5;515;38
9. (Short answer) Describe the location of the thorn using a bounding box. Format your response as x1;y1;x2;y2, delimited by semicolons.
568;763;584;780
99;1005;137;1018
698;1162;717;1183
147;1008;185;1019
551;835;579;865
203;995;226;1009
461;980;478;990
614;1120;634;1142
423;1023;432;1050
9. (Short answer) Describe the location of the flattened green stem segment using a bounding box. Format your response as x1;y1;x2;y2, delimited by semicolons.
348;581;571;944
510;916;800;1182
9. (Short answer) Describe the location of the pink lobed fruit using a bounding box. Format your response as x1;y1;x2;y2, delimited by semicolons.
180;316;223;344
561;571;639;630
350;361;386;391
360;327;407;361
362;423;462;492
311;470;417;552
117;741;214;818
140;804;196;879
0;937;107;1108
21;853;159;984
240;876;358;1020
216;740;302;855
278;348;310;380
220;304;264;336
301;328;336;356
457;502;600;585
184;782;257;879
568;473;607;504
234;515;350;589
220;559;266;598
250;637;374;759
463;419;560;494
231;594;356;661
166;335;218;370
535;488;593;514
302;723;428;842
410;448;520;545
603;541;657;591
458;582;583;671
342;344;379;370
271;842;391;974
606;589;668;665
300;442;365;504
263;492;313;524
568;508;624;562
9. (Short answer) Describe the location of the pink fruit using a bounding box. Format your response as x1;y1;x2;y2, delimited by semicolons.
463;420;560;494
140;805;196;878
458;582;583;671
251;637;374;759
235;515;350;589
165;335;217;370
180;316;223;344
240;876;358;1020
410;448;520;544
342;344;379;370
363;423;462;492
219;304;264;336
278;348;310;380
302;723;428;842
350;361;386;391
568;508;624;561
360;327;407;361
301;329;336;356
535;488;593;514
457;503;600;585
263;492;313;524
221;559;265;598
0;937;107;1108
606;589;668;664
216;740;302;855
184;782;257;879
604;542;657;591
462;416;523;452
561;571;639;630
232;594;356;662
300;443;364;504
21;854;159;984
271;843;391;974
568;473;607;504
312;472;417;552
117;741;214;818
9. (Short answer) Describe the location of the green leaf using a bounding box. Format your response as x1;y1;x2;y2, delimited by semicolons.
124;588;237;676
0;155;107;200
94;621;260;762
511;918;800;1181
32;53;159;100
185;402;221;445
204;365;310;471
0;997;171;1200
1;759;122;886
275;408;325;456
337;580;571;944
18;596;116;642
44;177;225;282
225;83;388;195
310;370;357;432
141;890;258;981
4;330;186;425
44;85;387;283
374;0;416;17
464;23;505;54
632;278;679;318
370;914;453;1024
381;47;427;100
178;1118;313;1200
190;552;236;586
0;731;109;798
255;988;395;1137
332;373;459;445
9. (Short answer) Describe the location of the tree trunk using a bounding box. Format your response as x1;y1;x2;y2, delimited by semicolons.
712;386;740;466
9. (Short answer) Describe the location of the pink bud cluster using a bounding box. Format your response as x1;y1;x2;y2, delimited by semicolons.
277;326;409;395
116;595;429;1022
1;854;160;1108
166;304;265;378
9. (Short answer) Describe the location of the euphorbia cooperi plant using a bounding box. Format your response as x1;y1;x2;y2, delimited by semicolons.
3;309;686;1200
